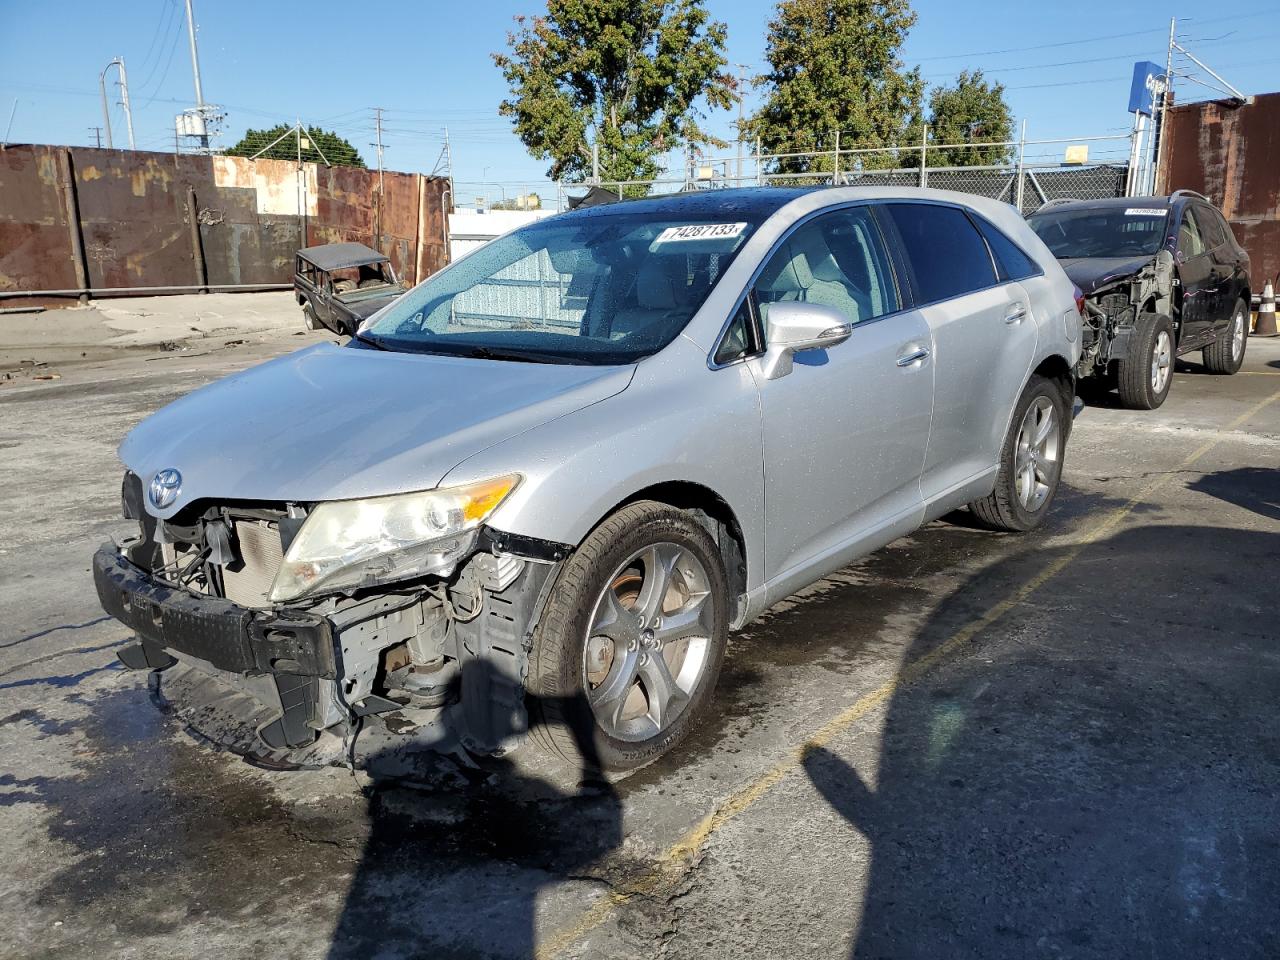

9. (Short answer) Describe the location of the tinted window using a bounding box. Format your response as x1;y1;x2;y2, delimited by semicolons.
1028;207;1168;258
886;203;997;303
754;207;899;327
1177;208;1206;258
1196;204;1227;248
972;216;1038;281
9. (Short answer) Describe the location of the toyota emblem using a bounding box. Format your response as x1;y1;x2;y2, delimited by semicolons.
148;468;182;509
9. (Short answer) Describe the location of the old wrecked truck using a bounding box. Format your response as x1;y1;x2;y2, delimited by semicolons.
1027;192;1251;409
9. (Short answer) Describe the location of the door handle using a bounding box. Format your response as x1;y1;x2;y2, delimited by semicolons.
896;347;930;367
1005;304;1028;324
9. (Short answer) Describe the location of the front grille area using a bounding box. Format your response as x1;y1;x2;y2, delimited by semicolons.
123;473;294;610
222;519;285;607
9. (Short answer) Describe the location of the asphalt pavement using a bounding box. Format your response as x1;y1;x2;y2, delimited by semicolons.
1;310;1277;960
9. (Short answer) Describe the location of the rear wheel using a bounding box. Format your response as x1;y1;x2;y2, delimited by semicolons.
1117;312;1175;409
1202;298;1248;375
527;501;729;773
968;374;1067;532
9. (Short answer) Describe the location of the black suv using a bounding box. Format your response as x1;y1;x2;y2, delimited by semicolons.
1027;191;1251;409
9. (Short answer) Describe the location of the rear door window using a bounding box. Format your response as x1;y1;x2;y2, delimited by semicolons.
1177;208;1207;258
884;203;998;304
1195;204;1227;249
971;216;1039;281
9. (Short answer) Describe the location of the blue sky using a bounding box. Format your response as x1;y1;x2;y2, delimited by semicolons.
2;0;1278;202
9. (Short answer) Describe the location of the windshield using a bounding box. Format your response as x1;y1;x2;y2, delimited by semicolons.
1028;207;1169;259
361;212;757;364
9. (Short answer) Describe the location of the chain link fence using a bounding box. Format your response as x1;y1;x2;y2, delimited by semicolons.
561;134;1137;216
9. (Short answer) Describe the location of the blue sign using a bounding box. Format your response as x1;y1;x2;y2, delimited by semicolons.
1129;61;1165;116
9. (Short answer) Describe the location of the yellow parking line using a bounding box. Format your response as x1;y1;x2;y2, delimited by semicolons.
536;387;1280;959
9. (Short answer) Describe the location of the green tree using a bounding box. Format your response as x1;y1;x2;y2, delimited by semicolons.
749;0;924;174
224;125;365;167
493;0;733;187
926;70;1013;166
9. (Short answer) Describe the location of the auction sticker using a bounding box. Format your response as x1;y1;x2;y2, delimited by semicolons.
1124;208;1165;216
655;222;748;243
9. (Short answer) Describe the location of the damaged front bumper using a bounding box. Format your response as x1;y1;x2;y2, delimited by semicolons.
93;536;561;769
94;544;340;754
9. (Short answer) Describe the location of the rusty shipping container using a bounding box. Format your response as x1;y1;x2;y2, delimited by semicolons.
0;144;450;304
1158;91;1280;288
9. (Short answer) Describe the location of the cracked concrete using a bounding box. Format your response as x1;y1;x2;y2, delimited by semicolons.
0;320;1277;958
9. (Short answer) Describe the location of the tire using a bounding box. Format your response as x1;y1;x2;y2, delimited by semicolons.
1202;298;1248;375
968;374;1068;532
526;501;730;774
302;305;320;331
1117;312;1175;410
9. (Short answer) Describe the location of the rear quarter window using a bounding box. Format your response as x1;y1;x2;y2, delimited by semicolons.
971;216;1039;281
884;203;997;304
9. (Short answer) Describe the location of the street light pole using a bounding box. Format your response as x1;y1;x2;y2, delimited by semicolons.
97;58;134;150
98;62;114;149
117;57;135;150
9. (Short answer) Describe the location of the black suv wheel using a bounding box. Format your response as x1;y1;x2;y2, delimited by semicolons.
1203;297;1249;375
1117;313;1175;410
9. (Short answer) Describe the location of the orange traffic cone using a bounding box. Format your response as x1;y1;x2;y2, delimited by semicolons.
1254;279;1277;337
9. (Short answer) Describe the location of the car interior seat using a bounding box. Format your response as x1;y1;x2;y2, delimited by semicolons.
611;257;680;339
756;227;868;325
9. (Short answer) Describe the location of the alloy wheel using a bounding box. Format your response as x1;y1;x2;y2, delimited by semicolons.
1151;330;1173;394
1231;309;1245;362
583;542;714;742
1014;396;1060;512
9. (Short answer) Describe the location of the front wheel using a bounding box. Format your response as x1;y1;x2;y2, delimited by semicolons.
1202;298;1248;375
1117;312;1175;409
968;374;1067;532
302;304;321;331
526;501;729;773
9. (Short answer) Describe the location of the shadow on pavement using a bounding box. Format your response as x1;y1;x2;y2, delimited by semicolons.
803;519;1280;958
1188;467;1280;522
327;678;623;960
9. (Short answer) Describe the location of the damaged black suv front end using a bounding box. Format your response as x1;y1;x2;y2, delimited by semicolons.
1028;192;1251;408
94;472;568;768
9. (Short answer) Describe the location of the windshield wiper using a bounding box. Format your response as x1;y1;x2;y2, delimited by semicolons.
352;331;390;351
458;345;582;365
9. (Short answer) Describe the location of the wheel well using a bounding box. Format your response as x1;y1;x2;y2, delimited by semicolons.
610;481;748;621
1033;354;1075;422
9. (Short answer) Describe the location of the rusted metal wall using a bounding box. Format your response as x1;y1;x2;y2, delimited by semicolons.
0;144;451;302
1159;92;1280;286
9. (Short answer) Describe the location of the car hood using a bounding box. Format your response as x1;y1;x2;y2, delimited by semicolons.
1059;255;1154;297
120;342;634;518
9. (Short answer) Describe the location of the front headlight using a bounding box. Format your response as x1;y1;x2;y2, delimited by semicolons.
269;474;519;602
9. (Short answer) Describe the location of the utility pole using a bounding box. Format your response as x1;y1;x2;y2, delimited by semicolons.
89;126;102;148
370;107;385;250
735;63;748;186
183;0;209;151
372;107;385;198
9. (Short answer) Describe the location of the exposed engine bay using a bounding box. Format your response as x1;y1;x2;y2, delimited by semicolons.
95;472;568;770
1076;249;1176;379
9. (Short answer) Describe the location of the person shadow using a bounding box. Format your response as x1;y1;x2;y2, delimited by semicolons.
802;522;1280;958
327;662;623;960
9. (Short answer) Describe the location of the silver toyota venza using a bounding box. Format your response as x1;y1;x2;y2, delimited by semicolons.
95;187;1082;773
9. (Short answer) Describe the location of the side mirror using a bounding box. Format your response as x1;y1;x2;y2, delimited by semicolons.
753;301;853;380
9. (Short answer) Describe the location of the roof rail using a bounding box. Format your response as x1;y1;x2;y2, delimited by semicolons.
1170;189;1210;202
